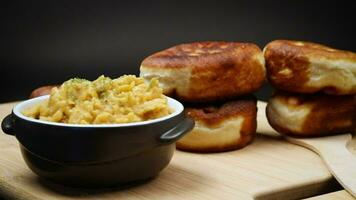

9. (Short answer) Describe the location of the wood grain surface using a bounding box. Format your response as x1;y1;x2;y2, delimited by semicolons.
306;190;355;200
258;101;356;199
0;102;342;200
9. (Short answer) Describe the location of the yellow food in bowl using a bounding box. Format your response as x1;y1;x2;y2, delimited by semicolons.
23;75;172;124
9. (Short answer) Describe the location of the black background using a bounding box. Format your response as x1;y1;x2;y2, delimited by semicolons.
1;0;356;102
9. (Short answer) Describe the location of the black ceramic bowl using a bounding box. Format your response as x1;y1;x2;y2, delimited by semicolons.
1;95;194;187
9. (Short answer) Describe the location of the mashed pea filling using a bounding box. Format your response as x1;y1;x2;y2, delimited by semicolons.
23;75;172;124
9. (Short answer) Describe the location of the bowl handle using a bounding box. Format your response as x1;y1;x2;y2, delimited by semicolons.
1;114;15;136
159;117;195;144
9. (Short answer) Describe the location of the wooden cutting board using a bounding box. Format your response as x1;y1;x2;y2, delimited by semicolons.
306;190;355;200
0;101;342;200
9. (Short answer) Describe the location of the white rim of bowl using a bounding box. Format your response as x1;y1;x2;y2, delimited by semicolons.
13;95;184;128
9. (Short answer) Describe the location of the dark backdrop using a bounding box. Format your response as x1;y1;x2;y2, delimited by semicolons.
1;1;356;102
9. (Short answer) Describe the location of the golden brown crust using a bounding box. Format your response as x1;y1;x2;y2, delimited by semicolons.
264;40;356;95
176;96;257;152
29;85;58;99
184;96;257;126
266;91;356;137
140;41;265;102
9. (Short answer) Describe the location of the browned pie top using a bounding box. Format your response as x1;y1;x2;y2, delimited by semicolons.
141;41;262;68
265;40;356;61
264;40;356;94
185;96;257;126
271;90;356;109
